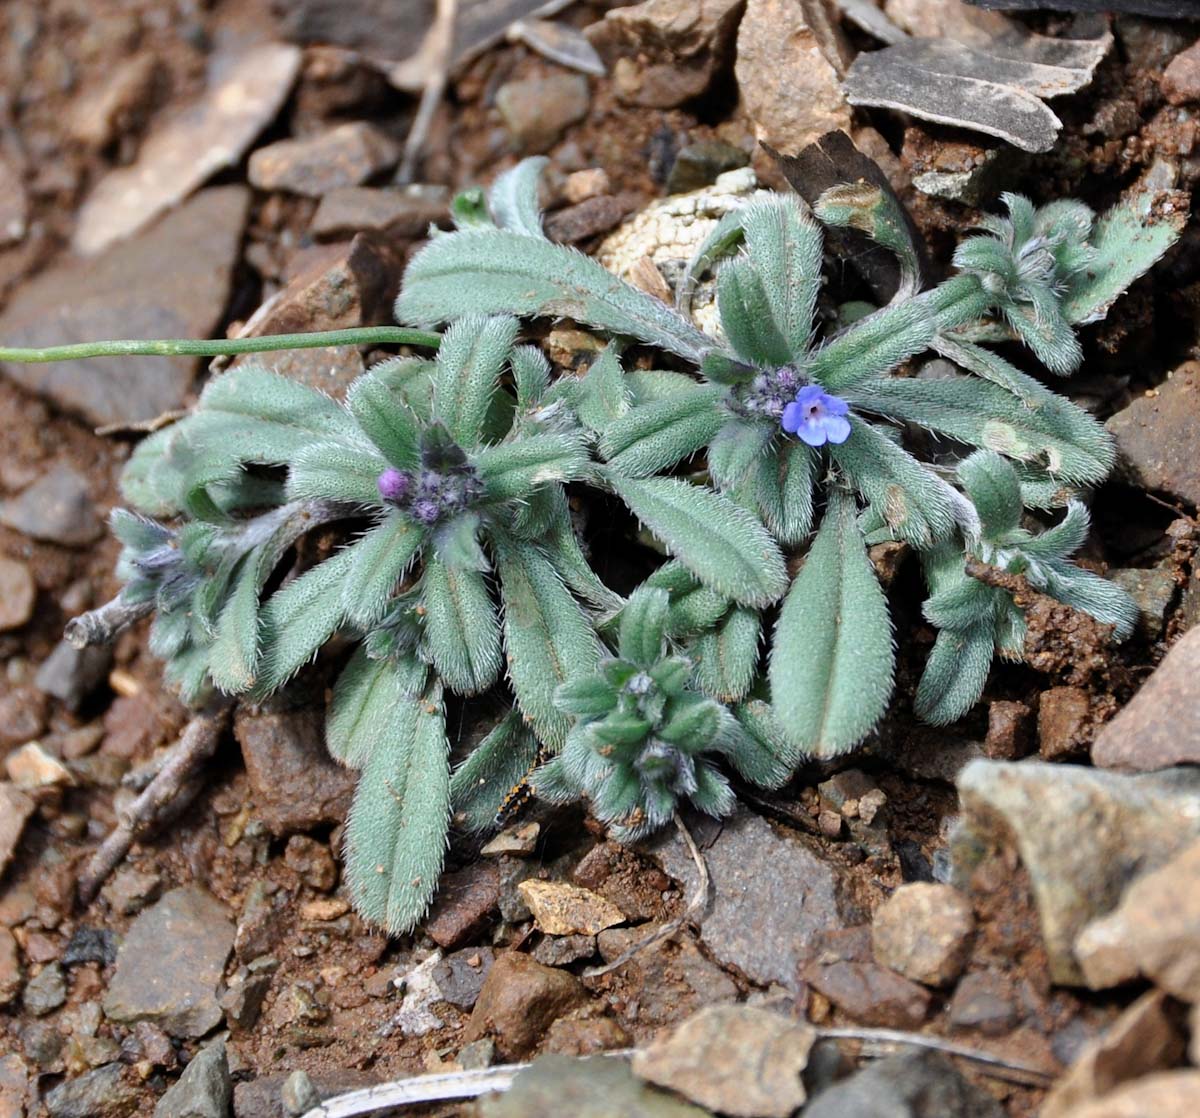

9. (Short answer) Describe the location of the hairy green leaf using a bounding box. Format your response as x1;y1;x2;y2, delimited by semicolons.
488;157;548;235
286;440;388;505
434;315;520;447
770;490;894;757
343;687;449;934
341;514;424;629
347;372;422;469
493;532;602;749
398;228;712;363
717;257;794;367
608;474;787;608
618;586;670;667
914;623;995;725
328;645;428;767
600;386;725;478
475;431;590;503
421;558;502;695
692;605;760;703
574;347;631;432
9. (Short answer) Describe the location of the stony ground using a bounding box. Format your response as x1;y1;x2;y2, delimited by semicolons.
1;1;1200;1117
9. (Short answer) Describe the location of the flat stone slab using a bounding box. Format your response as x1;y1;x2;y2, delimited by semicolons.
0;186;249;427
103;885;234;1038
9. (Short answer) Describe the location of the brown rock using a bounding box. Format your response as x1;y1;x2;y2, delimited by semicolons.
802;927;932;1029
234;708;356;836
72;43;300;255
544;1015;631;1056
0;187;250;427
0;1053;29;1118
633;1005;816;1118
464;952;588;1059
1055;1071;1200;1118
101;869;162;916
102;692;184;761
871;883;975;988
0;688;48;749
310;186;449;241
946;971;1019;1036
572;841;668;923
228;232;404;400
1107;363;1200;509
586;0;744;109
1039;687;1093;760
69;53;162;150
545;195;638;244
5;743;72;789
284;836;338;892
1041;990;1185;1118
1163;39;1200;105
495;75;590;153
0;926;21;1005
985;700;1034;759
0;785;35;880
517;881;625;937
0;559;35;631
248;122;400;197
595;924;738;1028
1075;836;1200;998
424;862;501;950
735;0;851;154
1092;627;1200;771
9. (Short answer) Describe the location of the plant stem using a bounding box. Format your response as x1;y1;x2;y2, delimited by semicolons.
0;327;442;365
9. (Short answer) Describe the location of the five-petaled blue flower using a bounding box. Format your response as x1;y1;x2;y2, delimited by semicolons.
782;385;851;447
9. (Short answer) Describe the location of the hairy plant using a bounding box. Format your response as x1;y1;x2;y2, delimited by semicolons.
396;157;1178;759
19;149;1181;935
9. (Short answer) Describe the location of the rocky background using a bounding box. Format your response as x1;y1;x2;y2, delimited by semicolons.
0;1;1199;1116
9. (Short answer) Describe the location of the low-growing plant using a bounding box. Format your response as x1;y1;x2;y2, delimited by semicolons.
5;150;1181;933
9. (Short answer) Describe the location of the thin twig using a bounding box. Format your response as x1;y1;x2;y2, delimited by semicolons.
583;812;709;979
77;701;232;905
94;409;189;437
397;0;457;184
64;595;154;650
815;1027;1055;1088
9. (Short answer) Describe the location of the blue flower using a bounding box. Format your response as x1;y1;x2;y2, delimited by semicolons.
781;385;851;446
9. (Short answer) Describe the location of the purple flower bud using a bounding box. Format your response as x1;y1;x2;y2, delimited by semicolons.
377;468;412;503
411;498;441;524
781;385;852;447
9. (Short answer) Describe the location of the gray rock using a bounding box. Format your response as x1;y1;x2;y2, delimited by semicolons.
951;759;1200;983
44;1064;139;1118
496;75;590;153
431;947;495;1010
35;640;112;712
103;885;234;1038
1092;626;1200;771
72;44;300;256
632;1005;815;1118
0;466;101;546
1107;362;1200;509
0;187;250;427
249;123;400;197
647;807;854;989
23;963;66;1016
278;0;432;59
231;1072;379;1118
667;141;750;195
803;1050;1003;1118
155;1040;231;1118
532;934;597;968
280;1071;320;1117
480;1055;712;1118
218;973;271;1031
1110;568;1177;639
0;156;28;246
